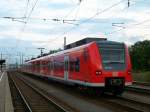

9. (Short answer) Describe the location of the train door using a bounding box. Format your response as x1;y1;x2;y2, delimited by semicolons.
51;57;54;76
64;56;69;80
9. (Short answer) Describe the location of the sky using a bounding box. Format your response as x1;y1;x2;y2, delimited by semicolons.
0;0;150;64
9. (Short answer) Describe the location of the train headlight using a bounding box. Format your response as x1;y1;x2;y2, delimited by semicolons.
128;70;131;75
96;71;102;75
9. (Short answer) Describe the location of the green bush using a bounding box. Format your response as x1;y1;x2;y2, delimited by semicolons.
132;71;150;82
129;40;150;71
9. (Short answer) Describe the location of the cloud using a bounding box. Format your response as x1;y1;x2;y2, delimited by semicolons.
0;0;150;63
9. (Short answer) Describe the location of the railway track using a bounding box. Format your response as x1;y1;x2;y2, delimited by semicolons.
8;73;31;112
105;81;150;112
133;81;150;86
125;81;150;95
125;86;150;95
8;72;68;112
103;95;150;112
14;72;150;112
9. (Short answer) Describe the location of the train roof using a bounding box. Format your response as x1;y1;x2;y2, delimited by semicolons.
64;37;107;50
26;41;94;63
26;38;125;63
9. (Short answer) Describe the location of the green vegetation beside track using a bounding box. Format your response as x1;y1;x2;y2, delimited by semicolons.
132;71;150;82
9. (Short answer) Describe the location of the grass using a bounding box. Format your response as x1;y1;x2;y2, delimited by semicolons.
132;71;150;82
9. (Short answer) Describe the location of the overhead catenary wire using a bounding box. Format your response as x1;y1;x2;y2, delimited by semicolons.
14;0;39;49
40;0;126;47
106;18;150;35
78;0;125;25
5;0;39;60
62;0;84;25
105;0;146;35
42;0;150;47
60;0;150;37
1;0;149;55
25;0;39;22
43;0;125;43
79;2;132;38
66;0;143;36
2;0;83;25
1;2;146;44
2;16;79;25
0;0;130;30
24;0;30;18
63;0;83;25
73;0;82;20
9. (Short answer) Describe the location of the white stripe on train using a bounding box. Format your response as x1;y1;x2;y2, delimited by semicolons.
23;71;132;87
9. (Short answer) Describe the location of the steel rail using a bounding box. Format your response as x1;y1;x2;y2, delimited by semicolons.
8;74;32;112
125;86;150;95
133;81;150;86
15;74;68;112
104;95;150;112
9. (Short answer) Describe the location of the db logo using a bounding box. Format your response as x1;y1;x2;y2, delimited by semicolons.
112;72;118;77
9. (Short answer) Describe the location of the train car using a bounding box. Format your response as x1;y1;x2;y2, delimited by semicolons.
22;38;132;95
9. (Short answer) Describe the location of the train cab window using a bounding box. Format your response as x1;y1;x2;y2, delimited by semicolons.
75;58;80;72
99;43;126;70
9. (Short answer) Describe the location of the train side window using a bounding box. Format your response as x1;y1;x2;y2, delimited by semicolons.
70;61;75;71
52;60;54;70
69;58;75;71
75;58;80;72
49;62;51;70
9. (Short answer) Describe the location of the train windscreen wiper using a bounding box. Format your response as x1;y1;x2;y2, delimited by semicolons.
104;61;124;64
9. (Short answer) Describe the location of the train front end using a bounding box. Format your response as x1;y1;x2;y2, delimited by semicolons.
91;41;132;94
100;41;132;94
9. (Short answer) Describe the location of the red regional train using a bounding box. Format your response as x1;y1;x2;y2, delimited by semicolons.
22;38;132;95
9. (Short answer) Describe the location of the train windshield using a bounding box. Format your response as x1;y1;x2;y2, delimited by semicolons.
99;42;126;70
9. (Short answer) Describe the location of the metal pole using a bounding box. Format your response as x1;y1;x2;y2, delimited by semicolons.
37;48;45;56
64;37;66;49
1;52;2;60
19;52;22;66
0;52;2;71
22;53;24;65
128;0;130;7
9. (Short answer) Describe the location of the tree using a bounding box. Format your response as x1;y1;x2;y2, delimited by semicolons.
49;48;62;54
129;40;150;71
